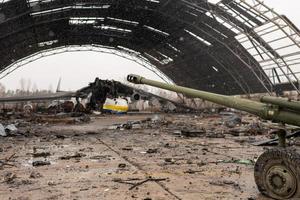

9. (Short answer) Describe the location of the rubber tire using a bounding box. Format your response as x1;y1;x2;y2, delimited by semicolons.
254;148;300;200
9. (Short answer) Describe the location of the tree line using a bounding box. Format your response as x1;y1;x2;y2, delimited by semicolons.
0;78;54;97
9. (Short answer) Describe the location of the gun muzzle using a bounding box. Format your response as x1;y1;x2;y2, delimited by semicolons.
127;74;144;84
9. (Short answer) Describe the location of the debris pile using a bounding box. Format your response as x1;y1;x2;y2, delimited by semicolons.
108;112;269;141
0;123;18;137
0;111;298;199
29;113;91;124
108;115;171;130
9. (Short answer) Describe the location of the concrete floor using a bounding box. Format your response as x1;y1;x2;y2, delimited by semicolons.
0;113;275;200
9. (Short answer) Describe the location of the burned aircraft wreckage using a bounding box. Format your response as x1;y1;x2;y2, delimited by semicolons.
0;78;135;112
1;0;300;199
0;77;193;113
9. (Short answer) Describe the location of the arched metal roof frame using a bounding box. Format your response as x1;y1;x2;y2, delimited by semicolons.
0;44;175;83
214;0;300;93
0;0;299;95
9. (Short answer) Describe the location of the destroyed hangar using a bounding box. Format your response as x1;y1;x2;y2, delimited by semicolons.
0;0;299;95
0;0;300;200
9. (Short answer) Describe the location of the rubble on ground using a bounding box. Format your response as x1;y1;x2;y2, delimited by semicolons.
0;111;297;199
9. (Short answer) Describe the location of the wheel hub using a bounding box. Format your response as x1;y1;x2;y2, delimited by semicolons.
266;165;297;198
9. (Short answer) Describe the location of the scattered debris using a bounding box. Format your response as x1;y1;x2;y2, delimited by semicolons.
32;152;51;158
223;113;242;128
121;147;133;151
130;177;167;190
209;180;241;190
164;158;175;164
29;171;43;179
0;153;16;168
47;181;56;186
55;134;66;139
0;112;285;199
2;172;17;184
252;130;300;146
146;148;158;154
89;155;111;160
75;115;91;123
5;124;18;134
107;116;173;131
108;119;151;130
246;122;265;135
179;127;206;137
59;152;86;160
216;159;254;166
0;123;18;137
118;163;127;169
184;169;204;174
0;124;7;137
114;177;168;190
206;131;225;138
32;161;51;167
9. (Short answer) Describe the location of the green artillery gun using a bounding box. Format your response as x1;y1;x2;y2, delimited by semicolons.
127;74;300;200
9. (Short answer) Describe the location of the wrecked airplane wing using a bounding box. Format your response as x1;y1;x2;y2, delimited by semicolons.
0;78;131;104
0;77;189;113
0;92;76;102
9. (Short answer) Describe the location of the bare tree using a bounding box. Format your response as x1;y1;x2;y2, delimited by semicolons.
32;83;38;94
26;78;32;94
0;83;5;97
48;84;53;93
19;78;26;94
6;89;14;97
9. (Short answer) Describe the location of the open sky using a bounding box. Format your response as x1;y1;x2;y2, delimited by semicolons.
0;0;299;91
0;51;167;91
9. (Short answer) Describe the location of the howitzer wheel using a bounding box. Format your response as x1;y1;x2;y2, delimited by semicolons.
254;148;300;199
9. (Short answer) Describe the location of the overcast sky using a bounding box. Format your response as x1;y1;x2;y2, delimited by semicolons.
0;0;299;91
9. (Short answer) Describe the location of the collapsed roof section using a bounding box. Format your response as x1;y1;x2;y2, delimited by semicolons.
0;0;299;95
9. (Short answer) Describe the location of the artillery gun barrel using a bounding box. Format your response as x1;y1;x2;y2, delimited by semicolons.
260;96;300;112
127;74;300;127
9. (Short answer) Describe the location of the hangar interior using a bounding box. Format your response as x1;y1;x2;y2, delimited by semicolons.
0;0;300;95
1;1;300;200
